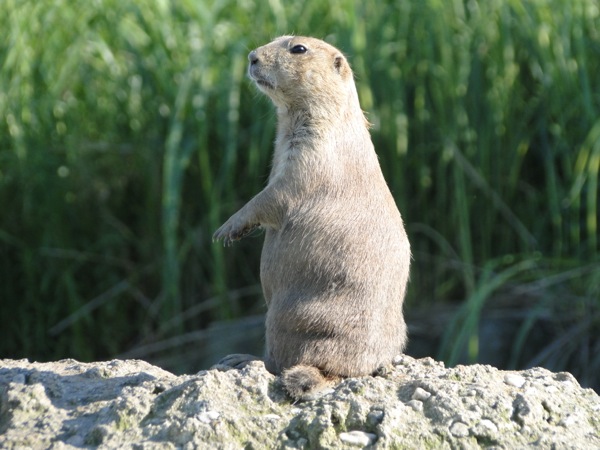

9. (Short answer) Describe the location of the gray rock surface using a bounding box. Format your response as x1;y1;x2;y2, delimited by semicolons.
1;356;598;449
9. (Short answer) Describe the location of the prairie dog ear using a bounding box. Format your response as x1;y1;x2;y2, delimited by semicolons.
333;53;351;78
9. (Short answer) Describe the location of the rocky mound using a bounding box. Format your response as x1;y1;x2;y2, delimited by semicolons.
1;356;598;449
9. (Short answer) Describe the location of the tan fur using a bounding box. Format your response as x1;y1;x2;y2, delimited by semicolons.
213;36;411;399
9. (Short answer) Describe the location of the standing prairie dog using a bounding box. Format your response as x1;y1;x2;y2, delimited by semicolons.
213;36;410;400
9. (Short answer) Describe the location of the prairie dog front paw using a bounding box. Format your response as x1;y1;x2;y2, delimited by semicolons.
213;217;259;246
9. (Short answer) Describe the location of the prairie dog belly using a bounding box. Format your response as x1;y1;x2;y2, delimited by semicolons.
260;200;409;376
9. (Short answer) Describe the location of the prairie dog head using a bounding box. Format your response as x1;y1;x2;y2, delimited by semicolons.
247;36;358;113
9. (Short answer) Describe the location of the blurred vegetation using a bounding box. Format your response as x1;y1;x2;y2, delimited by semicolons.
1;0;599;390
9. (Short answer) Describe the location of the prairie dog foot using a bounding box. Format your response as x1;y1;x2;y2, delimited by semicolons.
211;353;259;371
281;365;340;401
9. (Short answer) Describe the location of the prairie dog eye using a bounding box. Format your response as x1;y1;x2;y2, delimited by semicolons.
290;44;308;54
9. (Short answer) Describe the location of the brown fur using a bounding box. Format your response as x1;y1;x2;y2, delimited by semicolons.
213;36;410;400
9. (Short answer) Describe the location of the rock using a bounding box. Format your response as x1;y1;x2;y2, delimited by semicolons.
411;386;432;401
504;373;526;388
339;430;377;446
0;356;598;449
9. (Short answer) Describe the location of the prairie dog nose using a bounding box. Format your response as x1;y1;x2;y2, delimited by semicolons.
248;50;258;65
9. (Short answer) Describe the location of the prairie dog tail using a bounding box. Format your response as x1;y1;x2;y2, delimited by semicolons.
281;365;339;401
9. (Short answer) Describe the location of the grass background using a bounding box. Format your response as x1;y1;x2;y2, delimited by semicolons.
1;0;599;391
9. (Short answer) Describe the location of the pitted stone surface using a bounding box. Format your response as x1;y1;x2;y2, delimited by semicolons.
0;356;598;449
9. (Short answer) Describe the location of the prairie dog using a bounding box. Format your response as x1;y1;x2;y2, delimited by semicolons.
213;36;410;400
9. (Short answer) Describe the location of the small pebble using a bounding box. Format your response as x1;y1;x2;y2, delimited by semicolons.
392;355;405;365
263;414;281;422
504;373;526;388
449;421;469;437
555;372;577;384
198;411;220;423
339;431;377;447
407;400;423;413
83;367;107;379
559;414;577;427
367;409;385;425
411;387;431;401
473;419;498;436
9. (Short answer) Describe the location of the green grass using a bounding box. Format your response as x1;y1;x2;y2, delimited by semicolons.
1;0;599;388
